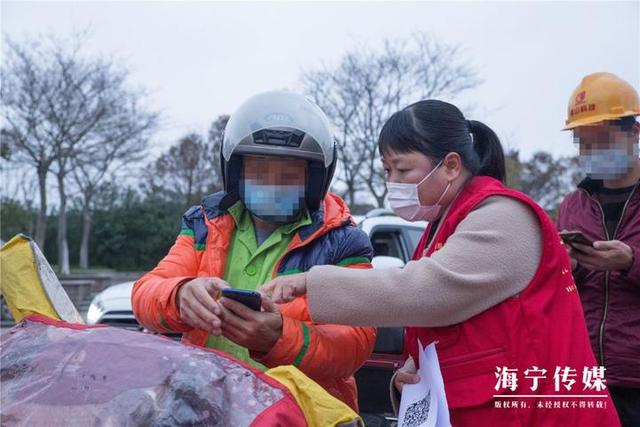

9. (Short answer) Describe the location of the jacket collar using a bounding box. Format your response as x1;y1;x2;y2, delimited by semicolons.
577;176;640;195
201;191;352;242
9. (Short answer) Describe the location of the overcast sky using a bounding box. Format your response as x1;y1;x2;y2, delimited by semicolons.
3;1;639;161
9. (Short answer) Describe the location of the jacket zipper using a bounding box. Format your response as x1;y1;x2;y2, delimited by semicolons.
579;182;639;367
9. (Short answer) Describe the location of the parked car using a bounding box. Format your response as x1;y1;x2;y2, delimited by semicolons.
86;210;426;425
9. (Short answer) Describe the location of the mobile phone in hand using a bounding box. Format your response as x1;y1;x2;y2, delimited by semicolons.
559;231;594;249
221;289;262;311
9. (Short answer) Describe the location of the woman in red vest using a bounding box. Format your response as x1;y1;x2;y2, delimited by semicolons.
261;100;621;426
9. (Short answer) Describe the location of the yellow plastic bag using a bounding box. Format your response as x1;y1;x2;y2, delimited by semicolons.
266;365;363;427
0;234;83;323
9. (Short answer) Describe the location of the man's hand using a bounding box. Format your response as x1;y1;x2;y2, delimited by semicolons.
259;273;307;304
571;240;633;272
176;277;230;335
394;356;420;393
219;296;283;353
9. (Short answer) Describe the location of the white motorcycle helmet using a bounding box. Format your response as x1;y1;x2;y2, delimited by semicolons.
221;91;337;214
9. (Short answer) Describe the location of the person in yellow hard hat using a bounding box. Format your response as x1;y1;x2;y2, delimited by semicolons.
557;72;640;427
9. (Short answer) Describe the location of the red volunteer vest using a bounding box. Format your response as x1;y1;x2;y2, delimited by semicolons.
405;176;620;426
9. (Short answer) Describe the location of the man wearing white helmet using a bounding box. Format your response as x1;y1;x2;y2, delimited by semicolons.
132;91;376;410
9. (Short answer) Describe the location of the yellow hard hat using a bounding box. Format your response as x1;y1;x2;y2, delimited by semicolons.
563;72;640;130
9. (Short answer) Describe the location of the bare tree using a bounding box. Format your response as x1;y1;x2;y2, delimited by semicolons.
303;33;479;207
147;133;215;207
2;33;157;273
2;38;59;247
71;98;156;269
508;150;582;214
145;115;227;207
302;54;369;206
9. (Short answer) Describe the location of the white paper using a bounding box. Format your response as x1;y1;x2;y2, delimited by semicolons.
397;340;451;427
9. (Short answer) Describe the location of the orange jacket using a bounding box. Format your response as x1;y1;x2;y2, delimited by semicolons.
132;192;376;411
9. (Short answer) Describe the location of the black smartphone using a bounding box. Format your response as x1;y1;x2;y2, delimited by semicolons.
559;231;594;248
220;288;262;311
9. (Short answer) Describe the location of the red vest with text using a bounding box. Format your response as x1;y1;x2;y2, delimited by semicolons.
405;176;620;426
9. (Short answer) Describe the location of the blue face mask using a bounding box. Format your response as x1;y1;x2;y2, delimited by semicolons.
241;180;306;224
579;146;639;180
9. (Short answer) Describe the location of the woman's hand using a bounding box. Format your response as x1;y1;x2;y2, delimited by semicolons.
259;273;308;303
394;356;421;393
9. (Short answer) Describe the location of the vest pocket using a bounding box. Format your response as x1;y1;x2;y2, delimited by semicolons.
440;346;506;409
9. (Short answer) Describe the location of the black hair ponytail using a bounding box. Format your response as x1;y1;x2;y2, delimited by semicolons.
467;120;506;182
379;100;507;183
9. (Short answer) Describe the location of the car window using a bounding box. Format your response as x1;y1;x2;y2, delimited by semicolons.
369;229;405;261
404;227;426;253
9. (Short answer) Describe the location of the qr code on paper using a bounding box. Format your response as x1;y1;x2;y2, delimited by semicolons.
403;390;432;427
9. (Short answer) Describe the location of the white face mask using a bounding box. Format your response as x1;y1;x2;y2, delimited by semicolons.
579;145;639;180
386;161;451;221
